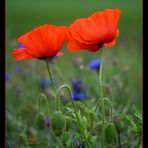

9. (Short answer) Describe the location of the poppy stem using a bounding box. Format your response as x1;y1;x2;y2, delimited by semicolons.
51;128;63;148
57;84;80;124
45;58;57;94
38;93;49;113
99;48;105;148
56;86;65;111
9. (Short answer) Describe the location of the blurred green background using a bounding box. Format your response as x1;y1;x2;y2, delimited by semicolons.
6;0;142;146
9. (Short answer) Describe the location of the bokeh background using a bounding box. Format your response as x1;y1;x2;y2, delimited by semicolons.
6;0;142;146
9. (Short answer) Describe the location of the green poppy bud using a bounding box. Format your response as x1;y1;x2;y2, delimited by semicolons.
61;132;71;146
105;122;116;143
115;122;124;133
35;112;45;130
51;111;65;137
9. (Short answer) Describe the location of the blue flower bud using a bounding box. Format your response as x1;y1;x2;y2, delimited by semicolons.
72;92;87;101
40;78;57;90
72;80;83;93
40;78;51;90
88;58;102;72
6;72;10;81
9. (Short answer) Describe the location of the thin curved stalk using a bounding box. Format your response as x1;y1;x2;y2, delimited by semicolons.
38;93;49;113
45;58;57;94
56;84;90;146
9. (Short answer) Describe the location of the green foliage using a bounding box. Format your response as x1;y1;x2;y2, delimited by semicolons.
6;115;30;147
112;107;142;147
61;132;71;147
124;108;142;139
29;140;49;148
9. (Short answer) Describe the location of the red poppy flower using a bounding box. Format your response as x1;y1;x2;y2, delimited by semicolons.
13;25;68;60
67;9;121;52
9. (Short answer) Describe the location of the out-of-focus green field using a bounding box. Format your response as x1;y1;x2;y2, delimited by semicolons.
6;0;142;147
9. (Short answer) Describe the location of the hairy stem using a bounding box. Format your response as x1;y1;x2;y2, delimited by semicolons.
45;58;57;94
51;129;63;148
38;93;49;113
99;48;105;148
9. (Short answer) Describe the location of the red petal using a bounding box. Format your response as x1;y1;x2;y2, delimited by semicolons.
13;48;35;60
68;38;103;52
90;9;121;43
18;25;68;58
68;18;100;44
104;40;116;47
67;9;121;52
47;25;68;51
104;29;119;47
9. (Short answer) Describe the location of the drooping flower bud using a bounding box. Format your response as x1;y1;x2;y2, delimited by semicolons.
35;112;46;130
113;116;125;133
105;122;117;143
51;111;65;137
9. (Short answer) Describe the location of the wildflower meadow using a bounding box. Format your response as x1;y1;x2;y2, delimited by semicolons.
6;0;142;148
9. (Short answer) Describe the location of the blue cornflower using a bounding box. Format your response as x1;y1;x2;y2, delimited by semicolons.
71;80;87;101
72;80;83;93
14;66;24;74
72;92;87;101
6;72;10;81
40;78;51;89
40;78;57;90
88;58;101;71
